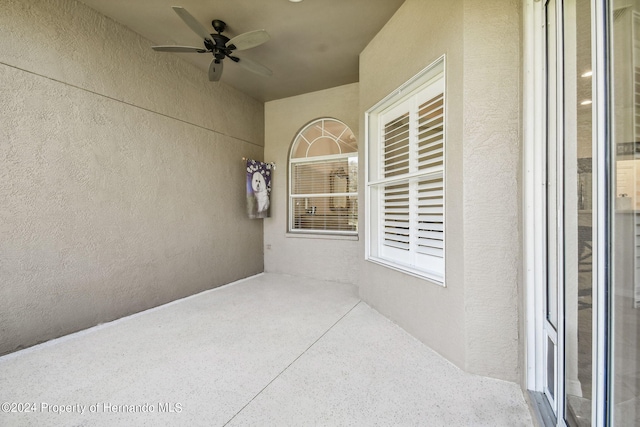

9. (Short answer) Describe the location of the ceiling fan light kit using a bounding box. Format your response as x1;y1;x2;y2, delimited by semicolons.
152;6;272;82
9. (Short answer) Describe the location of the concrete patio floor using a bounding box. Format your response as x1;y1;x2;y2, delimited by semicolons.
0;273;533;426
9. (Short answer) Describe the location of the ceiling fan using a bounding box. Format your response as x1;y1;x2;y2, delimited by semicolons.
152;6;272;82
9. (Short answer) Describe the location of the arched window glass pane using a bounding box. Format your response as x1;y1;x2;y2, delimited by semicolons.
291;119;357;159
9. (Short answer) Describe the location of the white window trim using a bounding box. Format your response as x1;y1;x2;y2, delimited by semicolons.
523;0;548;395
365;55;446;286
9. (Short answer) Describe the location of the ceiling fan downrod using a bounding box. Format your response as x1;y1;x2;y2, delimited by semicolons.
206;20;230;60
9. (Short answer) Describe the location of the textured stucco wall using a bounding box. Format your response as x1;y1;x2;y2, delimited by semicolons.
264;84;360;284
359;0;523;382
462;0;522;382
0;0;264;355
359;0;467;370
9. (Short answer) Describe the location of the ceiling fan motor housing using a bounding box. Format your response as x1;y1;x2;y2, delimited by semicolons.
206;33;230;60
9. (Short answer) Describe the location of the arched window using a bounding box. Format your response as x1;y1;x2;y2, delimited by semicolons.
289;118;358;235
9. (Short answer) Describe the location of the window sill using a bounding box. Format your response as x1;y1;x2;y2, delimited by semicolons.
286;232;359;241
366;256;445;287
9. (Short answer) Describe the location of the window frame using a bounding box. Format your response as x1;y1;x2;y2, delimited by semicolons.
288;118;358;236
365;56;446;285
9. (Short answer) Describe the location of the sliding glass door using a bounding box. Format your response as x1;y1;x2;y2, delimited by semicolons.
562;1;595;424
538;0;640;425
544;0;595;423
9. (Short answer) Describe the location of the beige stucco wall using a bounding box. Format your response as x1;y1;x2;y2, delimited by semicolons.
359;0;522;382
462;0;522;382
264;84;360;284
0;0;264;355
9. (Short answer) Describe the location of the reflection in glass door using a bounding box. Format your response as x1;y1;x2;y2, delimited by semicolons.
562;0;594;425
610;4;640;425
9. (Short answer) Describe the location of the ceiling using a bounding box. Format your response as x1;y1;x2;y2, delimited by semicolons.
77;0;406;102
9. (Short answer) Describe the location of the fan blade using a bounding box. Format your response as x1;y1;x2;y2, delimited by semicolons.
209;59;223;81
152;45;207;53
227;30;270;51
234;56;272;77
172;6;213;42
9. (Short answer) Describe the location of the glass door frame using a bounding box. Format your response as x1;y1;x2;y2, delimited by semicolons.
590;1;609;424
543;0;566;417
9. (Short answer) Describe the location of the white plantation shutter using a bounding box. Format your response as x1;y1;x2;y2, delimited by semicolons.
417;94;444;173
382;111;411;250
383;113;411;177
383;181;411;250
366;59;445;283
415;93;445;269
416;174;444;258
